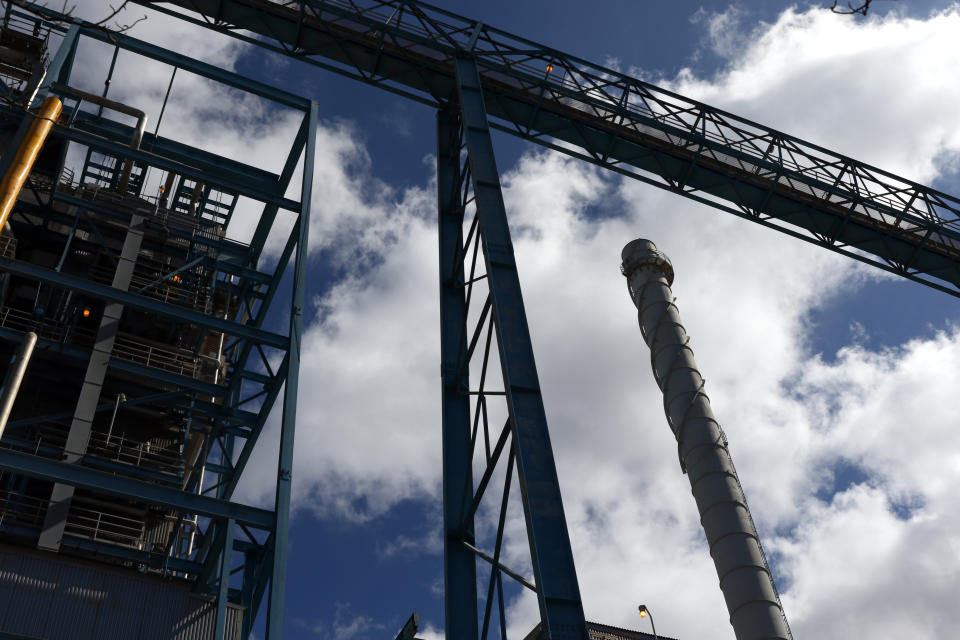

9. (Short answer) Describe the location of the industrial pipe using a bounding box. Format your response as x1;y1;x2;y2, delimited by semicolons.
621;239;792;640
50;83;147;190
0;96;62;231
0;331;37;438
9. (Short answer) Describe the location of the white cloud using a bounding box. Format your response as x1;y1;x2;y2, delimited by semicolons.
56;3;960;639
668;5;960;184
296;602;386;640
236;5;960;640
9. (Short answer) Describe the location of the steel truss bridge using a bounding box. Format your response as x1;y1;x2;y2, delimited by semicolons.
1;0;958;639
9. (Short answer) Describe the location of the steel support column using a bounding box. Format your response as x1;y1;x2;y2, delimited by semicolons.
266;100;317;640
437;106;479;640
214;518;236;640
452;56;587;640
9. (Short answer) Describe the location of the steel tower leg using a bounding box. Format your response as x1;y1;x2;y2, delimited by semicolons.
437;108;480;640
266;101;318;640
437;56;587;640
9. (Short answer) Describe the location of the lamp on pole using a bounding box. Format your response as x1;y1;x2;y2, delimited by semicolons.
638;604;658;640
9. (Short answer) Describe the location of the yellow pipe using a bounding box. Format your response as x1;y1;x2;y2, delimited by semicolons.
0;96;63;232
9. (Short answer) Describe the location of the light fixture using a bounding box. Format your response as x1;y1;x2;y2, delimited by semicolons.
81;308;91;318
638;604;658;640
546;63;554;73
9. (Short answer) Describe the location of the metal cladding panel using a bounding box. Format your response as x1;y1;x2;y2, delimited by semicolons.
94;571;151;639
0;547;242;640
42;561;105;638
0;551;58;636
0;552;23;626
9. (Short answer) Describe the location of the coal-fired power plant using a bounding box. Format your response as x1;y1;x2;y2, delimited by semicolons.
621;239;792;640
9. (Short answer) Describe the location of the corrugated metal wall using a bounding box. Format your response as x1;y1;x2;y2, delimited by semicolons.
0;545;242;639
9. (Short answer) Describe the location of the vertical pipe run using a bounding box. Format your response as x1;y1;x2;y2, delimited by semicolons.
49;83;147;191
0;331;38;438
0;96;62;230
621;239;792;640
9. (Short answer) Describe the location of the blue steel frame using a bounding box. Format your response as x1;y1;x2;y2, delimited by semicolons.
0;11;317;639
18;0;960;639
436;56;588;640
135;0;960;297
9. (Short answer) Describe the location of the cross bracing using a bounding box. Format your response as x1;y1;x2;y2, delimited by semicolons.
132;0;960;296
2;1;959;640
0;6;316;638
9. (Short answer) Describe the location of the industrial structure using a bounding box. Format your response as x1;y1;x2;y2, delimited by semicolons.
0;0;957;639
621;240;791;640
0;3;315;638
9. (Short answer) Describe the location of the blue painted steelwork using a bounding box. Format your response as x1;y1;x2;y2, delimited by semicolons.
0;10;318;638
135;0;960;297
266;99;317;640
436;106;479;640
450;56;588;640
0;257;289;348
0;448;274;528
19;0;960;638
215;518;237;639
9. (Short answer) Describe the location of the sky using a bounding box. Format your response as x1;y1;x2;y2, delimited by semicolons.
53;0;960;639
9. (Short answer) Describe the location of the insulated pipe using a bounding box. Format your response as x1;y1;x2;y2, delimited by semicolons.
50;83;147;190
0;331;37;438
621;239;792;640
0;96;62;230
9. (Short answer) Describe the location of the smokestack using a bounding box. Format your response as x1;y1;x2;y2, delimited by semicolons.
620;239;792;640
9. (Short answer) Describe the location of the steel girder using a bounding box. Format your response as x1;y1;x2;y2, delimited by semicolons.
266;99;317;640
437;105;479;640
132;0;960;296
0;448;274;527
436;57;588;640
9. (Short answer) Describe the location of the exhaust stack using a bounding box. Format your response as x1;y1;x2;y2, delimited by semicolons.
621;239;792;640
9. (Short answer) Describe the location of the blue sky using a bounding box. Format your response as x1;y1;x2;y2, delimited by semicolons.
66;1;960;638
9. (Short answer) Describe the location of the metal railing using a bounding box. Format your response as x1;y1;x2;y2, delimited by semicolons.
88;257;214;315
0;489;47;529
111;333;223;383
0;10;50;90
0;487;145;550
0;235;16;259
64;496;147;550
0;305;96;347
86;430;184;477
0;306;225;383
162;0;960;287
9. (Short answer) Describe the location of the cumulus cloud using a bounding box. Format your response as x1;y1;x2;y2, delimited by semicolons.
58;2;960;639
668;5;960;184
234;5;960;640
296;602;386;640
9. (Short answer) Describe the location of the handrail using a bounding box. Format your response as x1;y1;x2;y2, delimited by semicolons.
129;0;960;292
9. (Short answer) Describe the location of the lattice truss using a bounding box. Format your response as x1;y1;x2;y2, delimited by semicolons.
139;0;960;294
0;11;316;637
440;108;534;640
437;58;587;640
